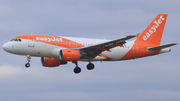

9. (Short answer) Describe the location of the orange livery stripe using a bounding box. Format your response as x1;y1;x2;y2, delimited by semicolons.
14;35;84;48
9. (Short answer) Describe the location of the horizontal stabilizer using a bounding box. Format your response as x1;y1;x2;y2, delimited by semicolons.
148;43;178;52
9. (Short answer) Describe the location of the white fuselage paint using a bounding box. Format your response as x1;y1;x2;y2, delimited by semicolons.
3;36;134;61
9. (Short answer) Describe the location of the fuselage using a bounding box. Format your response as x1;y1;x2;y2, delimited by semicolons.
3;35;137;61
3;34;169;62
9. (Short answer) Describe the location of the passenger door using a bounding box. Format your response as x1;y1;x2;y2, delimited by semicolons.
28;36;34;47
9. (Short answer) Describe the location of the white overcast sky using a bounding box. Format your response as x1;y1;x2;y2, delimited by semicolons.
0;0;180;101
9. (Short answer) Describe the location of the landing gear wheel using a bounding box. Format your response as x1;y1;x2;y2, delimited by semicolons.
25;63;30;68
25;55;31;68
87;63;95;70
72;61;81;74
74;67;81;74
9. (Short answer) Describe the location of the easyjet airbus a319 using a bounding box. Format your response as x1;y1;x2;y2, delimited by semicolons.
2;14;177;74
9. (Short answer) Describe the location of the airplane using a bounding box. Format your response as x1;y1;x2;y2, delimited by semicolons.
2;14;177;74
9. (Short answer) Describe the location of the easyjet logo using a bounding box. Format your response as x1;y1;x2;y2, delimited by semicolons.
143;15;165;41
36;37;63;42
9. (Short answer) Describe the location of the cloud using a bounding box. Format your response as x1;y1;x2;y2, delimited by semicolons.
0;65;21;77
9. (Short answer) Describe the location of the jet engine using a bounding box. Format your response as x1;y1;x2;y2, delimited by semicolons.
60;49;80;61
41;57;67;67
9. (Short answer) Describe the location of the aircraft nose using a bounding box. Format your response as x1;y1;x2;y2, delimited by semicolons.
2;42;10;52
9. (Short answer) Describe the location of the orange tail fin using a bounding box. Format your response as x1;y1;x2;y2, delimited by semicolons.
136;14;168;45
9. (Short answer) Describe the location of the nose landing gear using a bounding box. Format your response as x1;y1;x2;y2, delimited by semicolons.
25;63;30;67
25;55;31;68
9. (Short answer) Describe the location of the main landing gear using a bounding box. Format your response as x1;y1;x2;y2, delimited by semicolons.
25;55;31;68
73;61;81;74
72;61;95;74
87;62;95;70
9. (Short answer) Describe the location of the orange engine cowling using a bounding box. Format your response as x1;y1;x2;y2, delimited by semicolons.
41;57;67;67
60;49;80;61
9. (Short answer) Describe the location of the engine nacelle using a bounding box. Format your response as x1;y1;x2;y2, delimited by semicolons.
41;57;67;67
60;49;80;61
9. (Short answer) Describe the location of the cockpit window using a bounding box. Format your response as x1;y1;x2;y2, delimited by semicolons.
10;39;22;42
10;39;14;41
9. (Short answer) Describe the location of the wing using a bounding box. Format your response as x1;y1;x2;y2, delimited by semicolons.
77;35;136;60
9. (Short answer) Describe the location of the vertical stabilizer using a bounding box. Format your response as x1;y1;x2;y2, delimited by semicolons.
136;14;168;45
